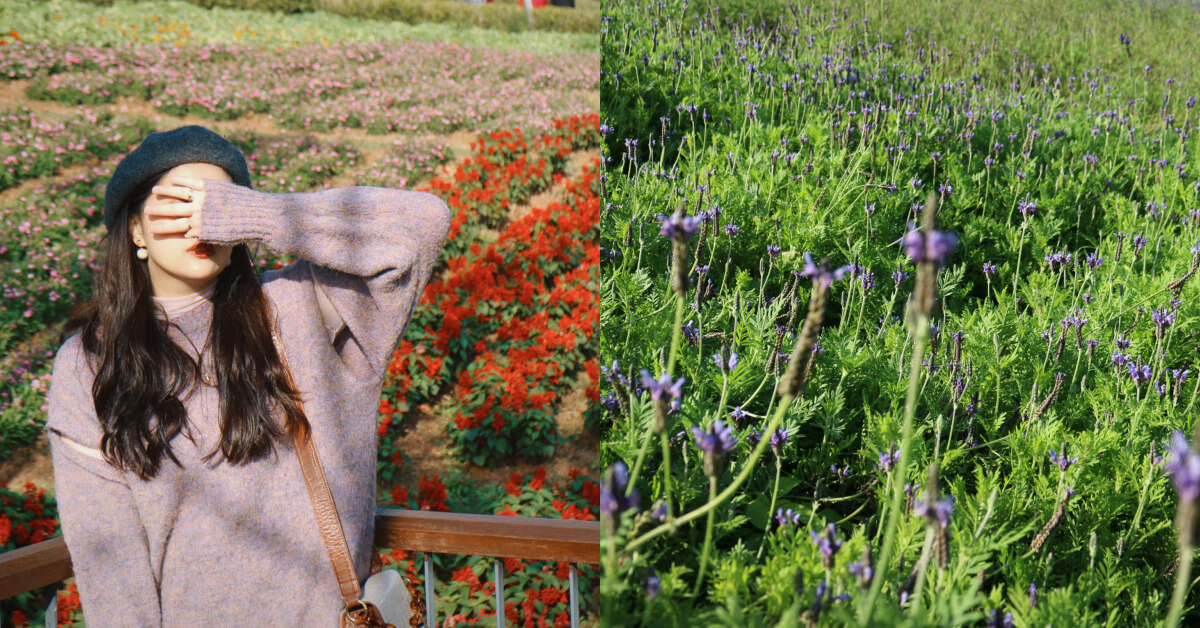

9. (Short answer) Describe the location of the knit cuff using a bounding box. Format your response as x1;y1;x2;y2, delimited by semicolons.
198;178;282;246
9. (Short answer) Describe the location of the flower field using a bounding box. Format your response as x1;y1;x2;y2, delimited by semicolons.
0;1;601;625
599;0;1200;625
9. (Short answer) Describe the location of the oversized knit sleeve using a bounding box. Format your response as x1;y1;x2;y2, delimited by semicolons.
196;178;451;380
45;335;162;627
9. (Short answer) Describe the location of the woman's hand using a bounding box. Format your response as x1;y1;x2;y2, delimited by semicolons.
146;176;207;240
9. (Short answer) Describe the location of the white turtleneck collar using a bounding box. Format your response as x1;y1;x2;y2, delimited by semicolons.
151;281;216;318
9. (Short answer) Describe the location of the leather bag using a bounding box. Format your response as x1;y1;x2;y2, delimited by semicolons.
270;320;425;627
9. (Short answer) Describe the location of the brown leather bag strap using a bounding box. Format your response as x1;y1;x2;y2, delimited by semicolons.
270;320;364;607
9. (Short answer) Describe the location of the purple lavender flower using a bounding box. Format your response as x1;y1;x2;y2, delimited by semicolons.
724;223;740;236
681;319;699;345
1018;199;1037;218
656;211;702;243
712;347;739;374
691;420;737;455
766;244;781;258
601;461;639;523
646;568;661;600
860;269;876;292
1116;334;1132;350
1163;431;1200;503
775;507;802;527
901;221;959;267
769;428;789;454
982;261;997;276
1152;308;1176;331
848;561;873;588
1111;350;1129;368
639;369;685;402
1085;252;1104;269
1132;234;1149;253
913;493;955;529
1049;442;1080;472
1127;361;1153;386
601;359;629;387
800;252;854;291
1029;582;1037;608
810;523;843;568
986;609;1014;628
729;405;747;423
877;446;901;473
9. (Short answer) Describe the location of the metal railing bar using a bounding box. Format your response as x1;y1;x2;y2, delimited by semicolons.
569;562;579;628
493;558;505;628
424;554;434;628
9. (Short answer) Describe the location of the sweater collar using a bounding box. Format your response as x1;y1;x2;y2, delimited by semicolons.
151;283;215;342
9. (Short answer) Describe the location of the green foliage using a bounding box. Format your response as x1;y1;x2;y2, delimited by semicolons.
599;0;1200;623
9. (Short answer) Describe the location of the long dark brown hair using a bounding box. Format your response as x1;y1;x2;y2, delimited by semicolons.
57;169;310;482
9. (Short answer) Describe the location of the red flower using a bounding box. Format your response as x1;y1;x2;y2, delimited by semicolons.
579;481;600;507
417;475;450;512
423;356;443;379
540;587;565;606
451;566;482;591
505;473;523;496
58;584;81;625
530;467;546;492
28;518;57;544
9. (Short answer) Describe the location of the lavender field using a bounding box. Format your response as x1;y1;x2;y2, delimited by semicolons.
598;0;1200;624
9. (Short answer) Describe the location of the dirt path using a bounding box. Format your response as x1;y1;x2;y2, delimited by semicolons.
0;81;601;496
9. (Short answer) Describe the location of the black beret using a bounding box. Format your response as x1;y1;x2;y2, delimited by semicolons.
103;125;253;233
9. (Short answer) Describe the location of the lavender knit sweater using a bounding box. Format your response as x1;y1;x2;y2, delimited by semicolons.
45;179;451;626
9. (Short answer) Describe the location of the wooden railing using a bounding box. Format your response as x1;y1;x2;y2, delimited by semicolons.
0;508;601;627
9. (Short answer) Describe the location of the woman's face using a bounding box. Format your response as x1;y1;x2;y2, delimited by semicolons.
128;162;236;298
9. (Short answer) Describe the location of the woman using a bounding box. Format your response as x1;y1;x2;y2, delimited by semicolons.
45;125;450;626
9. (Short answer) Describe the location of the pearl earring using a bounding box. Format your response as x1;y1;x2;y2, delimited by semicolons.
136;246;148;260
